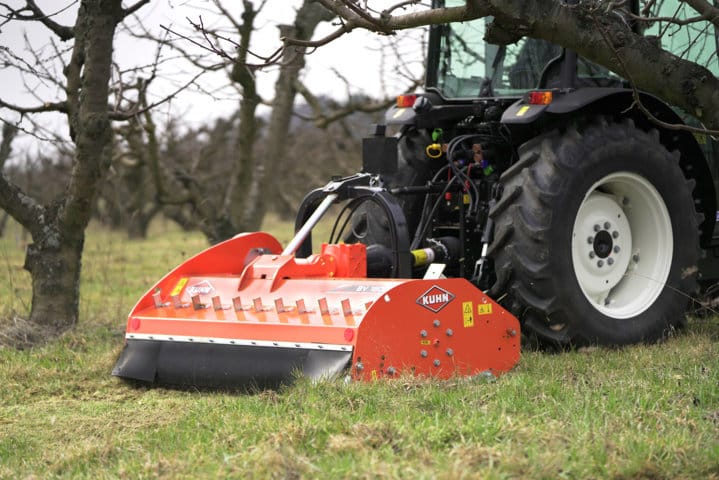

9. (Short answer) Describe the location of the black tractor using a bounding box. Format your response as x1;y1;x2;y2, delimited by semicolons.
296;0;719;346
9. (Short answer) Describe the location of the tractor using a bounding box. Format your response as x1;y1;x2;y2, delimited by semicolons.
113;0;719;387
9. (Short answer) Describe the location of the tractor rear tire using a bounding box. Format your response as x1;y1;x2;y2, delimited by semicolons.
489;118;700;346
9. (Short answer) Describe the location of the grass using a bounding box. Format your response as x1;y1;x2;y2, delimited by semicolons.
0;217;718;479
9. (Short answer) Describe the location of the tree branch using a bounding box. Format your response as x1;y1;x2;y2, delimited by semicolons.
23;0;75;40
122;0;150;19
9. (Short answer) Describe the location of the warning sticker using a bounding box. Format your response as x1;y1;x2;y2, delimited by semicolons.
478;303;493;315
171;277;188;297
463;301;474;328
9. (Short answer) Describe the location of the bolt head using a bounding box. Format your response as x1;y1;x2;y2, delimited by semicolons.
420;329;428;338
355;362;364;371
612;231;619;239
597;260;604;267
445;328;454;337
433;359;441;367
433;319;441;327
594;224;601;232
387;366;397;375
420;350;428;358
607;257;614;265
589;251;595;259
604;221;611;229
613;245;620;253
446;348;454;356
587;236;594;244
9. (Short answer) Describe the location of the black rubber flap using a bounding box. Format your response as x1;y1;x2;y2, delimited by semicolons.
112;340;352;389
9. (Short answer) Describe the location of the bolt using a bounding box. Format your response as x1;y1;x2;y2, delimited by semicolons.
355;362;364;371
607;258;614;265
597;260;604;267
594;224;601;232
612;231;619;239
587;236;594;244
433;319;441;327
433;359;441;367
446;328;454;337
446;348;454;357
604;222;611;230
420;329;428;338
633;254;640;263
507;329;517;337
614;245;621;253
420;350;428;358
387;366;397;375
589;251;595;259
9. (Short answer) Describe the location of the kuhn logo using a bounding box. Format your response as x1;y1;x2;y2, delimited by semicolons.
186;280;215;297
416;285;455;313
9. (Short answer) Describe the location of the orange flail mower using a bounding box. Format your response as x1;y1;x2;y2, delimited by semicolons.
113;176;520;388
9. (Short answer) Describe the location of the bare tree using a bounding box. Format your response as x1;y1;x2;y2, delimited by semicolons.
0;0;151;340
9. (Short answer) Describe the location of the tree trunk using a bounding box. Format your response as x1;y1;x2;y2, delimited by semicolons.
0;0;126;339
24;225;83;332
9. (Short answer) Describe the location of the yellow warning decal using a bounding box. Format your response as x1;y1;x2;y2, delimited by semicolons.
516;105;530;117
171;277;188;297
463;301;474;328
371;370;378;380
478;303;493;315
393;108;406;119
420;339;431;346
463;193;470;204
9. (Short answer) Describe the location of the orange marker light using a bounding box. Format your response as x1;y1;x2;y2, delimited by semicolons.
527;91;553;105
396;94;418;108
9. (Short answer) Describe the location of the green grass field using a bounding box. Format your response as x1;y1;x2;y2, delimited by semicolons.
0;218;717;479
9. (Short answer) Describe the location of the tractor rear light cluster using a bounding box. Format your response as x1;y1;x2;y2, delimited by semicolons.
396;94;418;108
527;90;553;105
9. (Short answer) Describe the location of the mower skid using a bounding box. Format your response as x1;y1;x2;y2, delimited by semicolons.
113;233;520;388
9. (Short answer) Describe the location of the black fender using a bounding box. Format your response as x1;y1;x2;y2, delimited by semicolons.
502;87;717;246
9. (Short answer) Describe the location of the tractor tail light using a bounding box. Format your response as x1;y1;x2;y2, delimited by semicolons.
527;91;553;105
396;94;418;108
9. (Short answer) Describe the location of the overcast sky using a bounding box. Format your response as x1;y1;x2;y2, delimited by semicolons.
0;0;426;158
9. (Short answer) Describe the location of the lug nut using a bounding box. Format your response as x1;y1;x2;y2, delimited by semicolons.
612;231;619;239
587;236;594;244
604;221;611;229
613;245;620;253
589;251;595;259
607;258;614;265
594;224;601;232
597;260;604;267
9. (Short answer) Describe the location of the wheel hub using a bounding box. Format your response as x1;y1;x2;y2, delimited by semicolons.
593;230;613;258
573;193;632;300
571;172;673;319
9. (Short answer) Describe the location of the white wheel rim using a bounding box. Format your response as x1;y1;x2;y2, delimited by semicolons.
571;172;673;319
